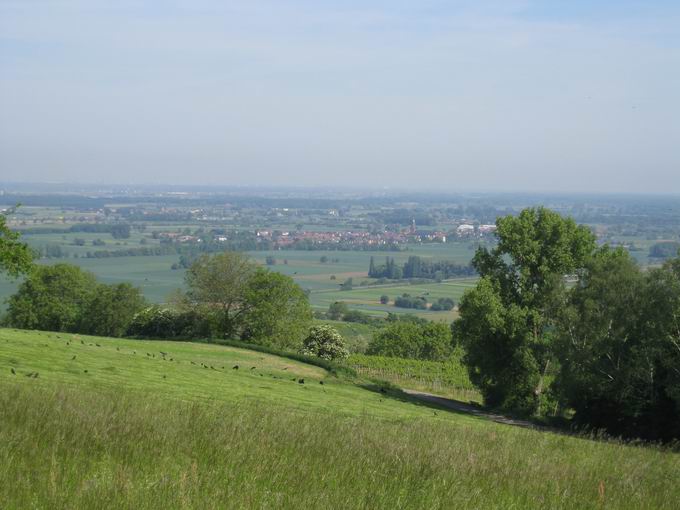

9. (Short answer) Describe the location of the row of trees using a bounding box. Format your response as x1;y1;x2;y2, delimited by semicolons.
2;212;349;361
456;207;680;440
368;256;475;281
5;264;147;337
394;294;428;310
1;248;315;350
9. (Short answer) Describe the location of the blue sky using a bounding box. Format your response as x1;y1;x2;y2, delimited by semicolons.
1;1;679;192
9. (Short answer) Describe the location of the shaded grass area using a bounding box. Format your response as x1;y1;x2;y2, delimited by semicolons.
2;382;679;509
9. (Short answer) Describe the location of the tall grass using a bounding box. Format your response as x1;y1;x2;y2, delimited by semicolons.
2;381;678;510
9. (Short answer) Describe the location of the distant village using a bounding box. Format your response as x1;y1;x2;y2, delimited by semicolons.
159;219;497;248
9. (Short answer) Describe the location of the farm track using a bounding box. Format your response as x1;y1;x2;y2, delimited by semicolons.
403;389;543;430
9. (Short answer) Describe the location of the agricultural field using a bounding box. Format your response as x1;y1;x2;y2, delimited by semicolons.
2;328;679;509
348;352;481;402
1;206;482;315
311;278;477;321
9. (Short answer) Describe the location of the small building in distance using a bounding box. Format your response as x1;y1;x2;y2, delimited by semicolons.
456;224;475;237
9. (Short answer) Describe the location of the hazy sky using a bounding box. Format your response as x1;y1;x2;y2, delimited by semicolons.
1;1;679;193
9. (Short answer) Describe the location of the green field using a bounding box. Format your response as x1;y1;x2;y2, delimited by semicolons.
2;328;679;509
312;278;477;321
0;235;480;316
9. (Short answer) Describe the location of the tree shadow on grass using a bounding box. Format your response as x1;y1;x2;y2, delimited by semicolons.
359;380;545;430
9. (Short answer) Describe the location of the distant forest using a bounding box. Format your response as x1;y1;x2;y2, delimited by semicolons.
368;256;476;280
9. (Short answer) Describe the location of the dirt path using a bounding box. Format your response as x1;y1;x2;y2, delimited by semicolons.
403;389;543;430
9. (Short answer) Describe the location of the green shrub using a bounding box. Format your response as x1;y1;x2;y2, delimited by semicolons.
301;325;349;361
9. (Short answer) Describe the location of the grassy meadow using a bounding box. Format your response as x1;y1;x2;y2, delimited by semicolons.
2;328;680;509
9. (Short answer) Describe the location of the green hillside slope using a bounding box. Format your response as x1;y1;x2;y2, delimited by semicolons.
1;328;679;509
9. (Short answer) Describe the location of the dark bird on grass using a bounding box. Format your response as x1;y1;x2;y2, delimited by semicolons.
232;365;239;370
211;366;216;370
84;370;88;373
221;366;224;369
282;367;288;371
80;340;85;345
204;365;208;369
116;347;120;351
160;351;167;356
71;355;76;360
250;366;256;370
298;379;305;384
147;353;151;357
163;375;167;379
10;368;16;375
25;372;34;377
191;361;196;365
170;358;174;362
319;381;324;385
95;343;101;347
133;351;136;355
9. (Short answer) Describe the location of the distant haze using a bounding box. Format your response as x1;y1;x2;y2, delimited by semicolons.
1;1;679;193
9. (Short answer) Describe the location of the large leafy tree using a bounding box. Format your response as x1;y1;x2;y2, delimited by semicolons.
239;269;313;349
183;253;312;346
0;210;33;277
553;248;680;440
6;264;98;332
456;207;596;414
79;282;148;337
183;252;257;338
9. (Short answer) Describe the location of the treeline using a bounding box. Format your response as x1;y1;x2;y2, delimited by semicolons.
21;223;131;238
455;207;680;441
649;241;680;259
394;294;428;310
2;253;313;351
368;256;475;280
2;264;147;337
